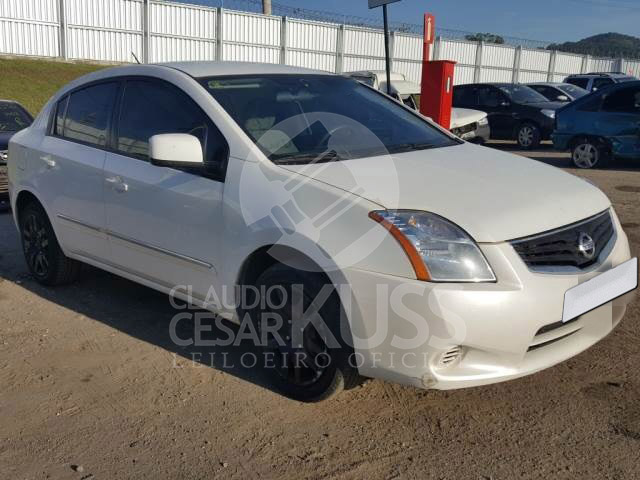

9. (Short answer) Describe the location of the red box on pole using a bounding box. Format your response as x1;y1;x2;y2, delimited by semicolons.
420;60;456;130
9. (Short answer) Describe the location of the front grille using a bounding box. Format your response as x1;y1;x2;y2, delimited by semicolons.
0;165;8;196
451;122;478;137
511;210;614;272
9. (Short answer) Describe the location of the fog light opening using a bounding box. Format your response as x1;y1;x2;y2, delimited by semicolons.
438;346;464;368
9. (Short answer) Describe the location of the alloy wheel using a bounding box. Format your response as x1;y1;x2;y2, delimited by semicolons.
573;143;599;169
22;213;51;278
518;126;534;148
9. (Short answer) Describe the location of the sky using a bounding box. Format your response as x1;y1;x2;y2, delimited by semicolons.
265;0;640;43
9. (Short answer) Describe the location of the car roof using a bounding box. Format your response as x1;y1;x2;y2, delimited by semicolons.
526;82;570;87
566;72;633;79
158;61;331;77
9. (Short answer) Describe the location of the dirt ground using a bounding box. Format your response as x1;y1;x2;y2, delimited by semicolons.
1;143;640;480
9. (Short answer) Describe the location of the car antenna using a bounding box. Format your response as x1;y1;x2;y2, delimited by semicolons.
131;52;141;64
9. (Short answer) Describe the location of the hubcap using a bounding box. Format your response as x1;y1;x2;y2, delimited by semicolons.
22;214;50;278
518;126;534;147
573;143;598;168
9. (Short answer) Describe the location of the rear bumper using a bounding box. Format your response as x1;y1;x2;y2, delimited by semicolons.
340;215;634;390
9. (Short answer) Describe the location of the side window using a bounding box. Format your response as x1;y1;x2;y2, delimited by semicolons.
116;79;228;176
567;78;589;89
453;86;476;106
63;83;118;147
592;78;614;91
601;87;640;113
478;87;503;108
53;96;68;136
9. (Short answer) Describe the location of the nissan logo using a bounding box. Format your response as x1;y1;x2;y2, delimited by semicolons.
578;232;596;260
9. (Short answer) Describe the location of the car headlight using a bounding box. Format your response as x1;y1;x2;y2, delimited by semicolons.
369;210;496;282
478;116;489;126
541;109;556;119
0;150;7;163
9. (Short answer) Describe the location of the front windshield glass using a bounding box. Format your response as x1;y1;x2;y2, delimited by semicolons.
0;103;32;132
200;75;458;163
498;85;549;104
558;84;588;98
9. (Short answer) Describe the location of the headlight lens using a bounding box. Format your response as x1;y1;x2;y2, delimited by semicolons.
370;210;496;282
541;109;556;119
478;116;489;126
0;150;7;163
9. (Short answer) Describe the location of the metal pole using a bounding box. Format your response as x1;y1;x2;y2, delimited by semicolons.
383;4;392;95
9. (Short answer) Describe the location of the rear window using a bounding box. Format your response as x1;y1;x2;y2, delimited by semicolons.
566;78;590;89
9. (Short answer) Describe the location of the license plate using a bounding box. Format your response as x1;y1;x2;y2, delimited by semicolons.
563;258;638;323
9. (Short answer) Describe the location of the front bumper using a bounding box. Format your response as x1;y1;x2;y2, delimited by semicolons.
340;217;634;390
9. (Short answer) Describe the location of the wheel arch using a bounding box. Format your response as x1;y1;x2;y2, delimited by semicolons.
568;135;612;153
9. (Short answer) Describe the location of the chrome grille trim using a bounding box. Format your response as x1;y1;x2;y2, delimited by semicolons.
510;210;616;274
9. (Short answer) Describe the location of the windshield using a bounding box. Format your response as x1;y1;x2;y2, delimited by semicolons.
200;75;458;163
557;84;588;98
0;102;32;132
498;85;549;104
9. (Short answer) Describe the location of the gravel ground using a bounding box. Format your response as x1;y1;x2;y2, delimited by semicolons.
1;143;639;479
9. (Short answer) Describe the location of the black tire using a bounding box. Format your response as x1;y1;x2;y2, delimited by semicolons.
516;123;541;150
19;202;80;286
571;138;608;169
249;264;362;402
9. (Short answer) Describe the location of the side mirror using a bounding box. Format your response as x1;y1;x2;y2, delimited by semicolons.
500;100;511;108
150;134;204;168
557;95;569;102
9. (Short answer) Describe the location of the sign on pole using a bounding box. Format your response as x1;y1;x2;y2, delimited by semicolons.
368;0;401;8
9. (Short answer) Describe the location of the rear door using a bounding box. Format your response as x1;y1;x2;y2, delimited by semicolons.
37;81;119;261
103;77;229;302
598;85;640;157
477;86;513;138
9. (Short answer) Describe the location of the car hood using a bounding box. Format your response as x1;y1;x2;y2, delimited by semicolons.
450;108;487;129
279;143;611;243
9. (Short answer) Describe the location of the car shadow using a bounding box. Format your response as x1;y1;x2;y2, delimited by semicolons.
0;211;282;396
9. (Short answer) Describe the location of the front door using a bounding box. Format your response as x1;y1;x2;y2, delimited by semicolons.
477;86;513;139
103;78;229;305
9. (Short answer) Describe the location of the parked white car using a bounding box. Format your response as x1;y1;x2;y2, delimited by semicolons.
8;62;637;402
345;70;490;143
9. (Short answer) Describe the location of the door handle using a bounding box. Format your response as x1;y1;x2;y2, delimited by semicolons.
105;175;129;193
40;155;56;169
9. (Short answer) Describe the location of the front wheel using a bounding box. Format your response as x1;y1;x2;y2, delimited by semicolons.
572;140;606;169
250;264;362;402
516;123;541;150
19;202;80;286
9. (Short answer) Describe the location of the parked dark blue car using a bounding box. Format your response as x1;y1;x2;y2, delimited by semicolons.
553;81;640;169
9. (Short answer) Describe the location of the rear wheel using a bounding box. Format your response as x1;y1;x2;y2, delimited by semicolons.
19;202;80;286
572;139;607;169
250;264;362;402
516;123;541;150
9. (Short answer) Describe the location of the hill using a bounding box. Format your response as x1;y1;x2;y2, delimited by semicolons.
0;57;105;115
548;33;640;59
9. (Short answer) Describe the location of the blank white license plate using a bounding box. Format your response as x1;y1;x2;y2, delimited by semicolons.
563;258;638;323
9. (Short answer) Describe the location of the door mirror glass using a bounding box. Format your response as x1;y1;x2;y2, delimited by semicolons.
150;133;204;168
557;95;569;102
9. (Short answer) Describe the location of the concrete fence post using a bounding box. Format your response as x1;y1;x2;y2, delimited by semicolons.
280;16;288;65
335;24;345;74
512;46;522;83
142;0;150;63
58;0;67;59
433;35;442;61
216;7;224;61
547;50;557;82
389;30;396;73
473;40;483;83
581;54;591;73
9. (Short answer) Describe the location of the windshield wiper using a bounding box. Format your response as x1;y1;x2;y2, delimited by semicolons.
272;149;344;164
387;142;437;154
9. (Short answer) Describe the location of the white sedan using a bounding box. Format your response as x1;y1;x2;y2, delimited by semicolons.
8;62;637;402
